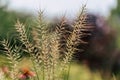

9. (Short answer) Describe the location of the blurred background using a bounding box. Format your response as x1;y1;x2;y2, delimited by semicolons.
0;0;120;80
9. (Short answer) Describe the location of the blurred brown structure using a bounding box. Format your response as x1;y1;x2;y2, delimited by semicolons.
75;14;120;74
51;13;120;74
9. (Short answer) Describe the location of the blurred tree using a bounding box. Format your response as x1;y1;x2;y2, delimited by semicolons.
108;0;120;75
111;0;120;16
109;0;120;48
0;0;33;38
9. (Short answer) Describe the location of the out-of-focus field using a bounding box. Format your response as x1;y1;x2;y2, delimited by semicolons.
0;55;119;80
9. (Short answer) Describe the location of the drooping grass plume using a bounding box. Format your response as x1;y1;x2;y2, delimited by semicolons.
54;5;95;80
0;5;96;80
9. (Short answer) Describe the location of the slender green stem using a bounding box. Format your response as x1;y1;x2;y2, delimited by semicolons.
66;62;71;80
31;58;40;80
43;62;45;80
52;61;55;80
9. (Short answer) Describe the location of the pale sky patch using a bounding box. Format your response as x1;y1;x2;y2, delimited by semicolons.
7;0;117;18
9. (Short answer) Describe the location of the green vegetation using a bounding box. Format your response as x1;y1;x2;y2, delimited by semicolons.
0;0;120;80
108;0;120;48
0;6;88;79
0;1;33;38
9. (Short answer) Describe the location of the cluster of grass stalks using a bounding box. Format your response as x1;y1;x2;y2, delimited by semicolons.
0;6;117;80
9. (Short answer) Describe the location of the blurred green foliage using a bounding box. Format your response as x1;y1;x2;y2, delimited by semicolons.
111;0;120;16
109;0;120;48
0;1;33;38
